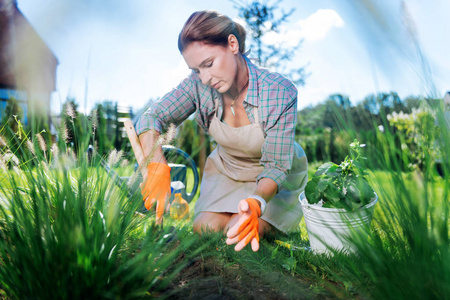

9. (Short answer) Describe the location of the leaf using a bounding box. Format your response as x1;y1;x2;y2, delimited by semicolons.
315;162;334;176
305;177;321;204
325;164;340;176
308;262;318;273
323;185;342;204
346;180;360;203
343;281;354;292
322;201;335;208
307;142;375;211
340;178;374;211
349;200;363;210
342;195;361;211
317;179;329;193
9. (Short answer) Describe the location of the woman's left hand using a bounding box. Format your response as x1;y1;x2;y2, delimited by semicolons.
226;198;261;252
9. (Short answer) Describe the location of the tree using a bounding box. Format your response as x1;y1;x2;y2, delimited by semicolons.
102;101;118;146
328;94;351;110
403;95;422;113
232;0;307;86
351;102;377;131
88;104;114;156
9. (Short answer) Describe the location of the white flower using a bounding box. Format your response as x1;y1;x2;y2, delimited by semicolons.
0;156;7;171
0;135;6;147
90;109;98;131
107;149;123;167
26;140;35;155
66;103;76;119
164;124;177;144
3;151;20;166
120;159;129;168
62;123;70;143
36;133;47;152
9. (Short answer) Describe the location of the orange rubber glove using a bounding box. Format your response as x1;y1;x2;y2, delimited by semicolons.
226;198;261;252
141;162;171;223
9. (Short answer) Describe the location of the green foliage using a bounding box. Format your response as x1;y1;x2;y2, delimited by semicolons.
88;104;114;157
295;93;428;171
305;140;375;211
298;102;449;299
61;99;89;152
332;108;450;299
387;104;441;171
0;118;205;299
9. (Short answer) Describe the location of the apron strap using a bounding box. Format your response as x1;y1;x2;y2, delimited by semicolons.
214;97;220;117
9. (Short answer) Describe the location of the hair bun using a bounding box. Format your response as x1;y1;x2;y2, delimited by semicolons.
178;10;247;54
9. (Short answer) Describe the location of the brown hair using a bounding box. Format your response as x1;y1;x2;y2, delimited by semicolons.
178;10;246;54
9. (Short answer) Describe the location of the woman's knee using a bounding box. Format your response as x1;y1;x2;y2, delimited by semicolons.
193;212;232;234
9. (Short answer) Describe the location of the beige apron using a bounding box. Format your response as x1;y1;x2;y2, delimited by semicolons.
194;99;308;233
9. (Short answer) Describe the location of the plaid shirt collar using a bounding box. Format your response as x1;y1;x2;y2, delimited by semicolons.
243;55;260;107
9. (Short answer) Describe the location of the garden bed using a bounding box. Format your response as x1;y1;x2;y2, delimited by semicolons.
165;253;337;299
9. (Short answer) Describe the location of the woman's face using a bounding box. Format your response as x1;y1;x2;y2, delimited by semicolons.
182;38;239;94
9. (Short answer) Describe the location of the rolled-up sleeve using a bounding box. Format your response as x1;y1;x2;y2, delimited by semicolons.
257;84;297;189
135;74;197;135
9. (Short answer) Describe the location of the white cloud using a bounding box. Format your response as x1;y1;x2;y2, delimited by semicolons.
262;9;344;46
298;9;344;41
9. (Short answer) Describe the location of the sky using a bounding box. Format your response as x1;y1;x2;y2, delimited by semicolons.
17;0;450;115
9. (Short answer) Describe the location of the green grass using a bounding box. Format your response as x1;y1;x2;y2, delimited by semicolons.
160;167;447;299
161;104;450;299
2;141;447;299
1;102;448;299
0;127;210;299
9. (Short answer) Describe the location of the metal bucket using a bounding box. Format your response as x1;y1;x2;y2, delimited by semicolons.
299;191;378;254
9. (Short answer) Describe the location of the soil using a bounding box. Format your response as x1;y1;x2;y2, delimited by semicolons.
164;255;334;300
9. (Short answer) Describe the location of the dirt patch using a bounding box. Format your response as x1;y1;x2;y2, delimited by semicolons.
165;256;317;300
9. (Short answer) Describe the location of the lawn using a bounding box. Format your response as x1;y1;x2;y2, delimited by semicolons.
0;109;448;299
1;155;446;299
159;166;448;299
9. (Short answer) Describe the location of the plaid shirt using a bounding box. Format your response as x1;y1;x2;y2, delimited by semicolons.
136;56;298;188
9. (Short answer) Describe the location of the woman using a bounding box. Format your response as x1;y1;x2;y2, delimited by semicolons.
136;10;308;252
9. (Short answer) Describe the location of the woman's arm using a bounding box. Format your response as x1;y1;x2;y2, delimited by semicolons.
252;177;277;206
137;129;171;224
139;129;168;170
258;82;298;191
135;74;200;170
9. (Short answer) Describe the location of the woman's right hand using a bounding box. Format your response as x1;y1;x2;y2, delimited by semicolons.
140;162;171;224
225;198;261;252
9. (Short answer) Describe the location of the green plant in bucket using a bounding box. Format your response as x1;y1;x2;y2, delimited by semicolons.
304;140;375;211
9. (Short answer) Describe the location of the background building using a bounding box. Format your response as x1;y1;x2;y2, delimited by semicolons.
0;0;57;126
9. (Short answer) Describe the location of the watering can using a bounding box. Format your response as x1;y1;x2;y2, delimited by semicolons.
122;120;200;209
162;145;199;204
89;123;200;211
